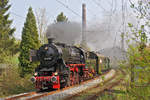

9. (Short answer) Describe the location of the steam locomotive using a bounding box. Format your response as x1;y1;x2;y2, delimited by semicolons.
30;38;110;91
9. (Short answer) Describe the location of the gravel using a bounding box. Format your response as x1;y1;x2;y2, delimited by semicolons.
38;69;115;100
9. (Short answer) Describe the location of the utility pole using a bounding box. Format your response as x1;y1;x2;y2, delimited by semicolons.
81;3;87;47
121;0;125;51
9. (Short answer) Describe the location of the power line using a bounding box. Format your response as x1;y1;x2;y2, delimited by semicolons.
10;12;26;19
55;0;81;17
55;0;100;29
92;0;107;12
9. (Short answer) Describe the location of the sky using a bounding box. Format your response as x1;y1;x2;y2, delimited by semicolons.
9;0;124;39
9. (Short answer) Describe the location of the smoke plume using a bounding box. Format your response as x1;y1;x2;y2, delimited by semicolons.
46;22;81;45
46;13;135;51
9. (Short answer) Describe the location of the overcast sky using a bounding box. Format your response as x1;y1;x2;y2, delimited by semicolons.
9;0;129;39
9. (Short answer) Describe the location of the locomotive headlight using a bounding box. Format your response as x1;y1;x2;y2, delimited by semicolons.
45;46;48;50
34;72;38;76
100;59;102;63
54;72;58;76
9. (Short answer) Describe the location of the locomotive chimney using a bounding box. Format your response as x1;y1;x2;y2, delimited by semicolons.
48;38;54;44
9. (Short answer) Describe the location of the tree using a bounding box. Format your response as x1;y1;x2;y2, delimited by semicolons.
118;1;150;99
19;7;40;77
55;12;68;23
0;0;16;63
35;8;49;44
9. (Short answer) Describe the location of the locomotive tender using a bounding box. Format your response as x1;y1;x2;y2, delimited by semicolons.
30;38;110;91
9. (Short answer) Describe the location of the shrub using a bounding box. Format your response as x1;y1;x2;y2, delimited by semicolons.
0;65;35;97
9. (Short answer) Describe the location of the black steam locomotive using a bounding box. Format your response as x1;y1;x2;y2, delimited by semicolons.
30;38;110;91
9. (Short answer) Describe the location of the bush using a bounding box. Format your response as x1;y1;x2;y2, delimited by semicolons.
0;65;35;97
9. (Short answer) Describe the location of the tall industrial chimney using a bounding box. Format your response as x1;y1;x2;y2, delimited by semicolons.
82;3;86;44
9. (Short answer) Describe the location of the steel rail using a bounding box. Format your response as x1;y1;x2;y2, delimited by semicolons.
4;70;111;100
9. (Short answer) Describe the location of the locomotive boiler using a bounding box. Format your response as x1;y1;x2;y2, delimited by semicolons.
30;38;110;91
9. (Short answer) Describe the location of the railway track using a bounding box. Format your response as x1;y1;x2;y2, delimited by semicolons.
4;69;115;100
63;69;126;100
85;69;126;100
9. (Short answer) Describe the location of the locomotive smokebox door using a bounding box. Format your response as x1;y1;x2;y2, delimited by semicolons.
30;50;38;62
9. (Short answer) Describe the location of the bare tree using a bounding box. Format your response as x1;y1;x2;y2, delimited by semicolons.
35;8;49;44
